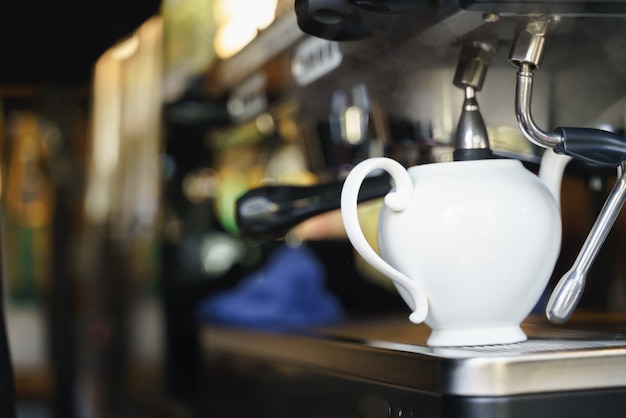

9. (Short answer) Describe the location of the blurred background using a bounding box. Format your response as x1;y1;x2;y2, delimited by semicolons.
2;1;384;416
0;1;217;417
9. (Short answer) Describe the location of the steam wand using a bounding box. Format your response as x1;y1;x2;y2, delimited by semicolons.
548;161;626;323
510;19;626;166
509;18;626;323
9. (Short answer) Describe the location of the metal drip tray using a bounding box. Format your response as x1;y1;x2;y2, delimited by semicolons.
203;314;626;397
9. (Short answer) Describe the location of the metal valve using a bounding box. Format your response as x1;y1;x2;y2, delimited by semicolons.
453;42;496;161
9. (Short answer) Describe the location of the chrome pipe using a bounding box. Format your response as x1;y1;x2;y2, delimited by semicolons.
515;63;563;149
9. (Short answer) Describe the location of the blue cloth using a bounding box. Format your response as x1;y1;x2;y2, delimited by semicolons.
197;244;343;330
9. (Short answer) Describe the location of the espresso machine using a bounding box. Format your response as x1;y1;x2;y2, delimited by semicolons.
202;0;626;416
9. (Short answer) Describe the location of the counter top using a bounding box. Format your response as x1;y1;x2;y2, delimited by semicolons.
202;314;626;397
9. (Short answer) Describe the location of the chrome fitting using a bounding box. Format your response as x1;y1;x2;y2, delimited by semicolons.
508;17;555;70
453;41;496;92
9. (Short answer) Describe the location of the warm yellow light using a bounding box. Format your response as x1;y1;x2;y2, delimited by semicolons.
215;0;277;27
214;17;257;59
109;34;139;60
344;106;365;145
85;17;163;227
213;0;278;59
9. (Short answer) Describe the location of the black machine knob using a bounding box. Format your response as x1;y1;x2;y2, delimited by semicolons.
294;0;428;41
295;0;376;41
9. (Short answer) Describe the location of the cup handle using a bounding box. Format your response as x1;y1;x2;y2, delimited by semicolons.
341;157;429;323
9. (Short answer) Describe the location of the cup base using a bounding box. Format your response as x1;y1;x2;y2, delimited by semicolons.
427;324;527;347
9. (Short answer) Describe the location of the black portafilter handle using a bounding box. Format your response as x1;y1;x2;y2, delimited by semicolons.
555;127;626;167
235;173;391;240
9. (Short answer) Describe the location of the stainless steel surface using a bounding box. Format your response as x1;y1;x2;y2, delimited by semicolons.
203;316;626;397
547;161;626;323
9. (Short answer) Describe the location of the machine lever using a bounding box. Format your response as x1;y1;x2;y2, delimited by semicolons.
235;173;391;240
